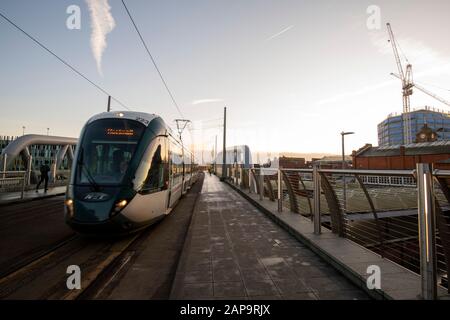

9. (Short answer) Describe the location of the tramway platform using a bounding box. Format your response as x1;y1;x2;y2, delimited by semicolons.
170;174;370;300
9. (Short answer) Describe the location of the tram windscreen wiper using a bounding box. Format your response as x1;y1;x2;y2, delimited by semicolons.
77;147;100;191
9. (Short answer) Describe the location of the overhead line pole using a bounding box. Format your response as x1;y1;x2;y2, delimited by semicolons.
220;107;227;181
215;134;218;174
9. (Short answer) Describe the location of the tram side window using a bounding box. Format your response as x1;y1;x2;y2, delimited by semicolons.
170;140;183;186
141;138;168;193
132;137;168;194
184;153;191;175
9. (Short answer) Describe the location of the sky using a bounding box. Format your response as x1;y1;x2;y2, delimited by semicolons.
1;0;450;160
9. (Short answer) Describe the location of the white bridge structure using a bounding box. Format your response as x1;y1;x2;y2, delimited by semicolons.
1;134;77;185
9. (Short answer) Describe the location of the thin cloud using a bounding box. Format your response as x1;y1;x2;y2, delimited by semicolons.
191;98;224;105
265;25;294;41
369;30;450;78
318;31;450;105
317;79;396;105
86;0;116;75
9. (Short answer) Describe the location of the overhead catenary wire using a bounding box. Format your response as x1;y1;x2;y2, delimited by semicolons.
199;117;224;123
0;10;130;111
121;0;185;119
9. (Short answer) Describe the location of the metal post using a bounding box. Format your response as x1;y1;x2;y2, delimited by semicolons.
239;167;243;188
259;169;264;200
341;131;354;213
107;95;111;112
220;107;227;181
313;163;321;234
26;155;32;186
214;134;217;174
417;163;437;300
51;156;57;183
278;168;282;212
1;154;6;179
342;134;347;213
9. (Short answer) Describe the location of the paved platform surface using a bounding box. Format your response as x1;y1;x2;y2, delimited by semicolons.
0;186;66;204
170;174;370;300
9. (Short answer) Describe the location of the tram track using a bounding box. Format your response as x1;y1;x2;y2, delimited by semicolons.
0;173;204;300
74;225;156;300
0;230;143;299
0;233;78;279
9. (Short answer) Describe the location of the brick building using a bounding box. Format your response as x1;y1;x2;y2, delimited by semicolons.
279;156;306;168
310;156;352;169
352;141;450;170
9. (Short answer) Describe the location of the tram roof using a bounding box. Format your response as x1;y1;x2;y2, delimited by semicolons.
87;111;159;127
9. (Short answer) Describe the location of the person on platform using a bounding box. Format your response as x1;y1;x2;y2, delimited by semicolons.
36;160;51;193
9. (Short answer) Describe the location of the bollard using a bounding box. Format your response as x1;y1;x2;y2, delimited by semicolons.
259;169;264;200
416;163;437;300
278;168;282;212
313;164;321;234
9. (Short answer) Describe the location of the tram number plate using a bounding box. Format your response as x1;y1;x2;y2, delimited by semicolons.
135;117;150;126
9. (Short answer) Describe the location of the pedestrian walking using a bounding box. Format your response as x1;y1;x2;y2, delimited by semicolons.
36;160;51;193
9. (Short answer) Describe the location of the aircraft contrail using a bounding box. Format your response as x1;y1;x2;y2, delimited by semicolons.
266;25;294;41
86;0;116;75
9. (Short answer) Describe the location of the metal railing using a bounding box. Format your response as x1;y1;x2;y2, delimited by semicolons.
0;171;27;199
221;163;450;299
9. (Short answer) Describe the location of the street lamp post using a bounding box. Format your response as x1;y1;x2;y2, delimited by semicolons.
22;126;26;136
341;131;355;213
47;128;50;136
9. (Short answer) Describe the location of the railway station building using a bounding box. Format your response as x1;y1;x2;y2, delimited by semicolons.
352;140;450;170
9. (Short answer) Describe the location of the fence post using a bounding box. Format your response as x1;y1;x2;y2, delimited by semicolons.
259;169;264;200
313;163;321;234
416;163;437;300
278;168;282;212
26;155;33;186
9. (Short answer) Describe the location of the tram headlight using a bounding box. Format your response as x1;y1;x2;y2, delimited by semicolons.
65;198;74;217
113;199;128;213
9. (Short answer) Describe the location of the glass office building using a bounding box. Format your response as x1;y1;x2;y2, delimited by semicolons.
378;107;450;146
